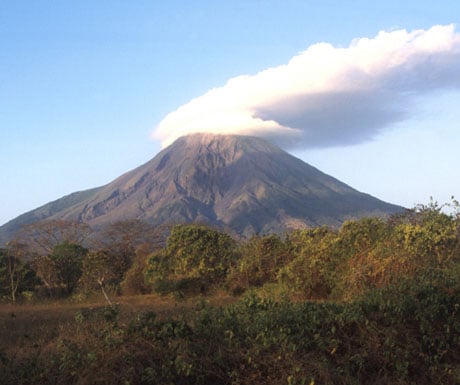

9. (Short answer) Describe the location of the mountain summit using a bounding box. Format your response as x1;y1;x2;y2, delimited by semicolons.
0;134;402;242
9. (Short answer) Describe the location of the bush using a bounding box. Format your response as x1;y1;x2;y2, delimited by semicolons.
145;225;239;296
3;286;460;384
227;234;290;294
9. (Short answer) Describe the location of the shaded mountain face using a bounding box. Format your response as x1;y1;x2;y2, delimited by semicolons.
0;133;402;243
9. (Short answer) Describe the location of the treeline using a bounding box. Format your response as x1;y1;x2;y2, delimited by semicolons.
1;200;460;304
146;200;460;302
0;219;165;303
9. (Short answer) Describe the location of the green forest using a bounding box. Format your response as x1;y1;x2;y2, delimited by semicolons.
1;200;460;384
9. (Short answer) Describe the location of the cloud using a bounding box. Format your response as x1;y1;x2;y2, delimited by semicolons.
152;24;460;149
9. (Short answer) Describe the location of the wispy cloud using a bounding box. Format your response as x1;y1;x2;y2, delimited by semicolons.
152;24;460;149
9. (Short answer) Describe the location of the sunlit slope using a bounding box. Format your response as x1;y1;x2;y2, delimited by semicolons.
0;134;403;242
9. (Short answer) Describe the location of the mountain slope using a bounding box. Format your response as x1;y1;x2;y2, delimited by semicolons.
0;134;402;243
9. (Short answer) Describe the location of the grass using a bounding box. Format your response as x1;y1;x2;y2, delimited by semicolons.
0;292;236;357
1;286;460;384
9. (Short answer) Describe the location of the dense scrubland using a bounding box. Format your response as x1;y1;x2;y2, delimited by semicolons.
1;200;460;384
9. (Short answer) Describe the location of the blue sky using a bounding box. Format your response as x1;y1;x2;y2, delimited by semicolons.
1;1;460;226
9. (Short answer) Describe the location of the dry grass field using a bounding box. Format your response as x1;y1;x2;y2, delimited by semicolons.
0;292;236;356
2;288;460;384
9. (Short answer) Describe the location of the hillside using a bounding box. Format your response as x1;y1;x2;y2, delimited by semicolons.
0;134;402;244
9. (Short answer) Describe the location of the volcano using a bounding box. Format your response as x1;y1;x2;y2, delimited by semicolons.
0;134;402;243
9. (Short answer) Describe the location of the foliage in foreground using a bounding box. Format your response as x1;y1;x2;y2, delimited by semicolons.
1;200;460;383
2;280;460;385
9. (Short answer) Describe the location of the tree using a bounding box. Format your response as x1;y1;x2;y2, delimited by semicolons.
0;243;39;303
80;250;128;305
17;220;92;255
95;220;167;261
146;225;238;294
120;243;153;295
278;227;339;299
227;234;290;294
332;202;460;299
337;217;390;259
400;201;459;265
29;255;57;296
50;242;87;295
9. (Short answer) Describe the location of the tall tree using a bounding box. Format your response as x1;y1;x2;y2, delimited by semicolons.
50;242;87;295
227;234;290;292
120;243;153;295
95;219;167;264
278;227;339;299
17;220;92;255
30;255;57;296
0;243;38;303
80;250;128;305
146;224;238;293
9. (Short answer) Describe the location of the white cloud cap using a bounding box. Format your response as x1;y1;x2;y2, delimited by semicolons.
152;24;460;149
